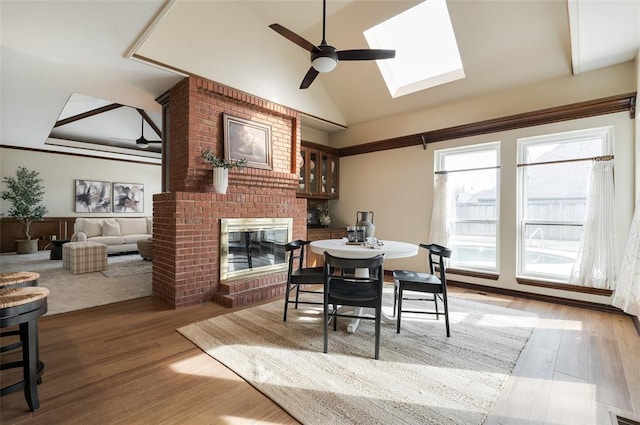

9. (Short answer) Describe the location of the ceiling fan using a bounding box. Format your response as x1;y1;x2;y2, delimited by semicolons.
134;116;161;149
269;0;396;89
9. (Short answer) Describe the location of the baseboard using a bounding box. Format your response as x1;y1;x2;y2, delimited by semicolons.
447;279;626;314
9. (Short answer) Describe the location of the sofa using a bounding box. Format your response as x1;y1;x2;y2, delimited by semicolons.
71;217;152;254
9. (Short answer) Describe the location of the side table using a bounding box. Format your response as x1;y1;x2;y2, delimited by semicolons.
49;239;70;260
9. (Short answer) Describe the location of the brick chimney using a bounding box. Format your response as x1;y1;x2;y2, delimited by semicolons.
152;76;307;308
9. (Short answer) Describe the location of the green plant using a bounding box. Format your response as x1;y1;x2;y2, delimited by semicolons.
1;166;48;240
201;148;247;169
317;203;331;226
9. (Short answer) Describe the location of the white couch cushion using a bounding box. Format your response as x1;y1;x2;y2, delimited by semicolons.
83;219;103;238
89;236;126;245
102;219;121;236
117;218;148;235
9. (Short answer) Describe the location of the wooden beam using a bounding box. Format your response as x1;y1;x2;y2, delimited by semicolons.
54;103;124;127
339;92;636;157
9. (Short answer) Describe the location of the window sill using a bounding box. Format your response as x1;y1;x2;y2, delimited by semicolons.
447;268;499;280
516;277;613;296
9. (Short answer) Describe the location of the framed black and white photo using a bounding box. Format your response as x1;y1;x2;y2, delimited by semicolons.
75;180;111;213
113;182;144;213
223;113;272;170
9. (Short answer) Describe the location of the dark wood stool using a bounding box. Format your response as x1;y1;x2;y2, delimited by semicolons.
0;286;49;411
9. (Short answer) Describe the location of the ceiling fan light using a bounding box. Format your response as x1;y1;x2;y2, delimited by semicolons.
137;139;149;149
312;56;337;73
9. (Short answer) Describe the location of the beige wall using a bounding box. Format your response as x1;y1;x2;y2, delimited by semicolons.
331;112;634;306
0;148;161;217
301;125;330;146
331;62;635;148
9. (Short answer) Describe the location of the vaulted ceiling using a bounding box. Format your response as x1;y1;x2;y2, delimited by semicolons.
1;0;638;162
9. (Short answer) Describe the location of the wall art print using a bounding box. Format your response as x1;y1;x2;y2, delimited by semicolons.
223;113;272;170
75;180;111;213
113;182;144;213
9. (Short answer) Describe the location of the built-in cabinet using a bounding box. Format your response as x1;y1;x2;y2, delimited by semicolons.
306;227;347;267
297;141;339;199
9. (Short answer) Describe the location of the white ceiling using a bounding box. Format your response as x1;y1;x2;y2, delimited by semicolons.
1;0;638;160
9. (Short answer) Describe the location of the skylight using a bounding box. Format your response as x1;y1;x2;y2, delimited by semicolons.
364;0;464;98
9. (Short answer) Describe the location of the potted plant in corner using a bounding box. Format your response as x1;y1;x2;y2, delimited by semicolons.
1;166;48;254
201;148;247;194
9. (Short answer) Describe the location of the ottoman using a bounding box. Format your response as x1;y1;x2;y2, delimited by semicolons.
137;238;152;261
62;242;108;274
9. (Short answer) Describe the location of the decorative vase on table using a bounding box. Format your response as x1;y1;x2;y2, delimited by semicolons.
213;168;229;194
356;211;375;238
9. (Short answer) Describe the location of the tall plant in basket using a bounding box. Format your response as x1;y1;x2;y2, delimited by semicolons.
1;166;48;254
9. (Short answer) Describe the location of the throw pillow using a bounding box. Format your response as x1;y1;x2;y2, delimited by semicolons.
83;219;103;238
117;218;148;235
102;220;121;236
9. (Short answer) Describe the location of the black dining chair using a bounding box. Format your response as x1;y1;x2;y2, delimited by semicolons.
393;243;452;337
283;240;325;321
323;252;385;359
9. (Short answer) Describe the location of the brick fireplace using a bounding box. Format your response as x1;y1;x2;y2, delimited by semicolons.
152;76;307;308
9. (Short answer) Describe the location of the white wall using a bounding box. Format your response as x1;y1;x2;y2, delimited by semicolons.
0;148;161;217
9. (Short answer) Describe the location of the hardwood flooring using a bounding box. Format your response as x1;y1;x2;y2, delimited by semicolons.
1;286;638;425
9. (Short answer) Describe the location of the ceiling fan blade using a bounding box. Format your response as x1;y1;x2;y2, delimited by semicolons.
300;67;320;89
269;24;318;53
337;49;396;61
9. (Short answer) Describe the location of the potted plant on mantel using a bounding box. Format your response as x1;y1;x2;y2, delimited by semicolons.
200;148;247;194
1;166;48;254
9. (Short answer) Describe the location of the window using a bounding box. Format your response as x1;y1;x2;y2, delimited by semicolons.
364;0;464;98
434;143;500;272
517;127;612;282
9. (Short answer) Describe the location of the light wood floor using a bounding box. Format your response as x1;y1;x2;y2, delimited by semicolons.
1;286;638;425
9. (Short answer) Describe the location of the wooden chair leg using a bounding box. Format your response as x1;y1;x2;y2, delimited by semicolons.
323;304;329;354
393;282;398;316
374;306;381;360
443;294;450;337
283;282;291;321
396;284;404;333
295;284;303;309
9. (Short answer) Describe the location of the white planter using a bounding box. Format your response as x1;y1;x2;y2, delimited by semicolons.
213;167;229;194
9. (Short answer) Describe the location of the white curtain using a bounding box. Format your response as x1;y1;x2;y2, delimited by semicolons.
568;159;617;289
613;202;640;316
429;173;449;247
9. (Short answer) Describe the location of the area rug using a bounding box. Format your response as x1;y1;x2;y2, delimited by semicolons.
178;291;537;425
0;251;152;315
100;259;151;278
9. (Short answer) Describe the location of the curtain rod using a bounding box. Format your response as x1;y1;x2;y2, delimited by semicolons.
517;154;614;168
435;165;500;175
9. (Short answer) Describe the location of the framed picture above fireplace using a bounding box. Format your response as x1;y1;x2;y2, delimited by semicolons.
223;113;272;170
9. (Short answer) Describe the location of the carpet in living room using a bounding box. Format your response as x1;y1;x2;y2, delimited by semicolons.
0;250;152;315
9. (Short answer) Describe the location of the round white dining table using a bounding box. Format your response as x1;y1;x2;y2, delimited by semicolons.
309;238;419;333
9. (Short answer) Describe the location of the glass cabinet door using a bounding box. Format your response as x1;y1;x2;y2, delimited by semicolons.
320;152;330;197
329;155;338;198
297;142;340;199
309;150;318;195
297;148;308;195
